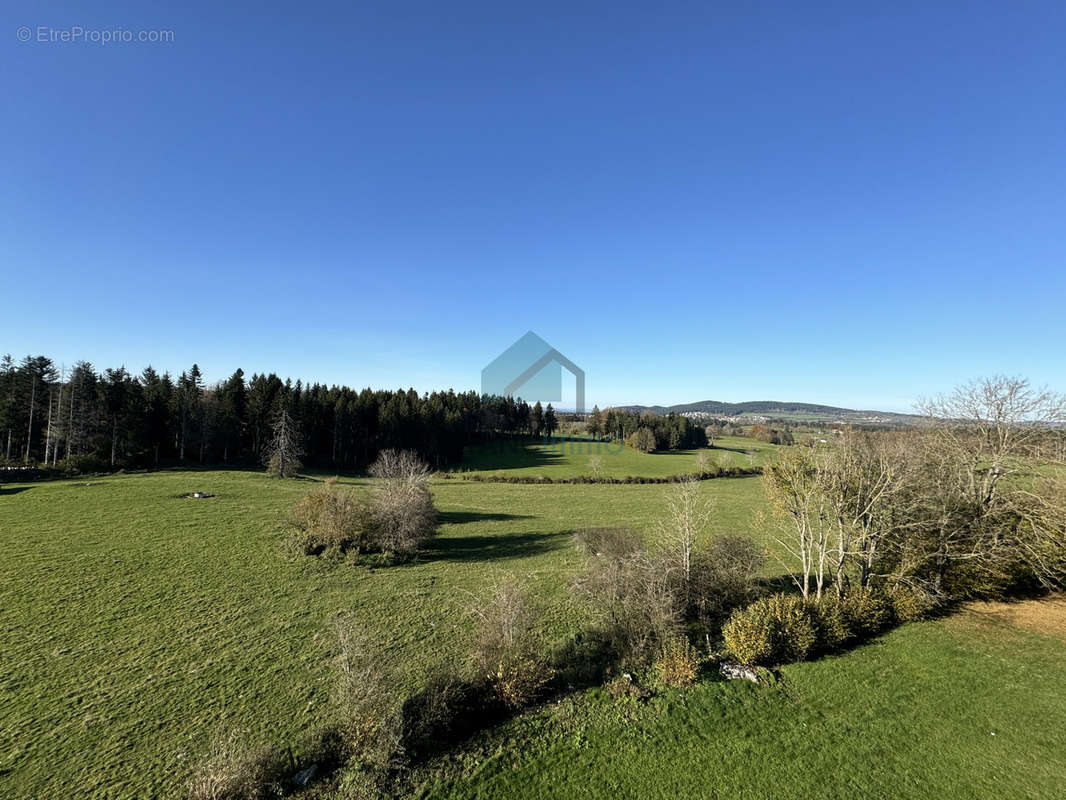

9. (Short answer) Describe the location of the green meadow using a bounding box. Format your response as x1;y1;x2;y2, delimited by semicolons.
1;447;1064;798
455;434;775;479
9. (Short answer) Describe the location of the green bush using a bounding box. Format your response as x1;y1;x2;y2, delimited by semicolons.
721;602;775;666
889;586;940;622
808;594;855;652
722;594;817;666
842;587;894;636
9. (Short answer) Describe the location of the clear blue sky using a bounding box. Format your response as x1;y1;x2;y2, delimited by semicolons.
3;1;1064;412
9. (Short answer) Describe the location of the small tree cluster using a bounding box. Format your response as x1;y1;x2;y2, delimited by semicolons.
763;377;1066;603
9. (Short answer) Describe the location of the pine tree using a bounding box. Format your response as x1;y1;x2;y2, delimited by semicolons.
544;403;558;437
588;404;602;437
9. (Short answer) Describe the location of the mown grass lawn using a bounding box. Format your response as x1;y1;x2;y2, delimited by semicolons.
456;435;776;479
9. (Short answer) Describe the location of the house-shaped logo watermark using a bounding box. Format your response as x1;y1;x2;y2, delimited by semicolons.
482;331;585;413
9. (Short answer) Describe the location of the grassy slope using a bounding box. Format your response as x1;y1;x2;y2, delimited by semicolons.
456;435;775;479
424;607;1066;800
0;470;769;798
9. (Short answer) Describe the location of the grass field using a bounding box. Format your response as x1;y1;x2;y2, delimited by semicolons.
456;435;775;479
0;469;770;798
2;466;1064;799
422;602;1066;799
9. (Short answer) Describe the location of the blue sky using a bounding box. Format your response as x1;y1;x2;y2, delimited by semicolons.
3;1;1064;412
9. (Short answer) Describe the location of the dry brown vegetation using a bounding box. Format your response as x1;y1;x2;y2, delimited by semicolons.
963;595;1066;638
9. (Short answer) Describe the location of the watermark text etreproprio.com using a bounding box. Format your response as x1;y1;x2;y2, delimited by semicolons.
16;25;174;44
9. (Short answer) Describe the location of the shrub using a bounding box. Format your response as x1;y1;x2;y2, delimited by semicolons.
722;594;817;666
368;449;437;560
186;729;285;800
550;629;616;689
626;427;657;453
605;673;650;701
369;449;430;480
329;620;403;769
573;527;643;559
842;587;894;636
808;594;855;652
654;637;700;688
575;549;682;668
889;585;940;622
471;581;554;709
285;485;373;558
689;536;765;627
721;602;775;666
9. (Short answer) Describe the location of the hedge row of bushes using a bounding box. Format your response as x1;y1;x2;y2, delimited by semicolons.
722;587;941;667
440;466;763;485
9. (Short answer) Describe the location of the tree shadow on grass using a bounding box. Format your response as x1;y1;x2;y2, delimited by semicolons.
421;530;571;563
709;444;756;456
0;486;33;496
436;510;533;525
461;439;568;472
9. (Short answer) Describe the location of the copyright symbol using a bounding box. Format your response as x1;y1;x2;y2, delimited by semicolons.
16;26;31;42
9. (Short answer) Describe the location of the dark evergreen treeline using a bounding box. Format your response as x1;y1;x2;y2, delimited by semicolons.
0;354;551;472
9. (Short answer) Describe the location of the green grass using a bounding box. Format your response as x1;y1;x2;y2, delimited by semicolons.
456;435;775;479
2;467;1064;799
0;469;771;798
422;610;1066;799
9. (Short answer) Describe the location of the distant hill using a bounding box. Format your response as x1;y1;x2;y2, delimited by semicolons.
613;400;920;425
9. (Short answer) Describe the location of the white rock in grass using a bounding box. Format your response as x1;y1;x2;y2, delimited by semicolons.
719;661;760;683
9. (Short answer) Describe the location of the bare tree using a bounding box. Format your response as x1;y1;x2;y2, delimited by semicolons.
264;409;303;477
24;372;35;464
369;448;430;480
821;429;911;593
763;447;832;599
919;376;1066;508
657;479;714;604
